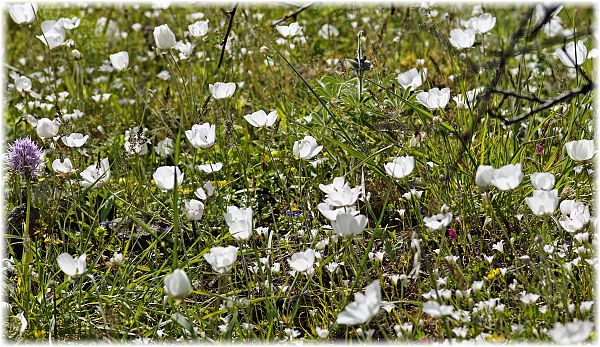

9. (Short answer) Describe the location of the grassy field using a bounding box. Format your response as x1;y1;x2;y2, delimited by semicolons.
1;1;597;343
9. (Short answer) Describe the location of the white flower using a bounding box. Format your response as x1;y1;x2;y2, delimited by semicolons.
449;28;475;49
109;51;129;71
530;172;555;190
276;22;303;37
325;186;362;208
124;127;150;155
52;158;75;174
548;320;594;344
526;189;559;216
1;302;11;317
80;158;110;188
8;2;38;25
559;200;590;233
204;246;238;274
288;249;315;273
319;176;350;194
317;203;356;221
336;280;382;325
416;88;451;109
196;162;223;173
185;122;216;149
36;117;61;139
397;68;426;90
491;163;523;191
555;40;587;67
209;82;236;99
315;327;329;338
565;140;594;161
422;301;454;317
188;20;209;37
224;206;253;241
423;213;452;230
164;269;192;300
15;76;32;93
57;253;86;277
475;165;495;189
153;166;184;191
318;24;339;39
464;13;496;34
155;137;174;157
331;212;368;237
36;20;66;49
174;41;194;60
452;87;483;108
194;182;214;200
293;135;323;160
519;292;540;304
244;110;278;129
384;156;415;179
154;24;176;49
61;133;89;148
184;199;204;221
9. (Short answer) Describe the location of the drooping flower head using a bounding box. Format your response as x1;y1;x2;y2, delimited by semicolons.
7;137;45;179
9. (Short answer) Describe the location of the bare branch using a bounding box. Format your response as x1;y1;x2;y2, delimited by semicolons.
217;3;238;71
489;82;595;125
271;3;315;26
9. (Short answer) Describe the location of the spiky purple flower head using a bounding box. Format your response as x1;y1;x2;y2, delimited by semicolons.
7;137;45;179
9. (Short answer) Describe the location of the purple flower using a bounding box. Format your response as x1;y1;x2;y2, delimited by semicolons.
7;137;45;178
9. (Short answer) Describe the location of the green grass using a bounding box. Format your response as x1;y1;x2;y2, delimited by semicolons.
2;2;596;343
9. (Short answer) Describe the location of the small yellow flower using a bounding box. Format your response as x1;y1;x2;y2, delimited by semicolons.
485;333;506;343
151;179;156;185
263;154;271;161
486;268;501;280
271;150;281;158
34;330;46;338
217;180;227;187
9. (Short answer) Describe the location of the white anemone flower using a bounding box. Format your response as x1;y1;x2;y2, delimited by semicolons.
336;280;382;325
384;156;415;179
153;166;184;191
209;82;236;99
204;246;238;274
57;253;86;277
244;110;278;129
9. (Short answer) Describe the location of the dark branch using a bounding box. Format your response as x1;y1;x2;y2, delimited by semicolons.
477;6;535;115
271;3;315;26
217;3;238;71
489;82;595;125
485;88;544;103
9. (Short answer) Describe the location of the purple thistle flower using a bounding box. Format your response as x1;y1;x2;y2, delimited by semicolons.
7;137;45;179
